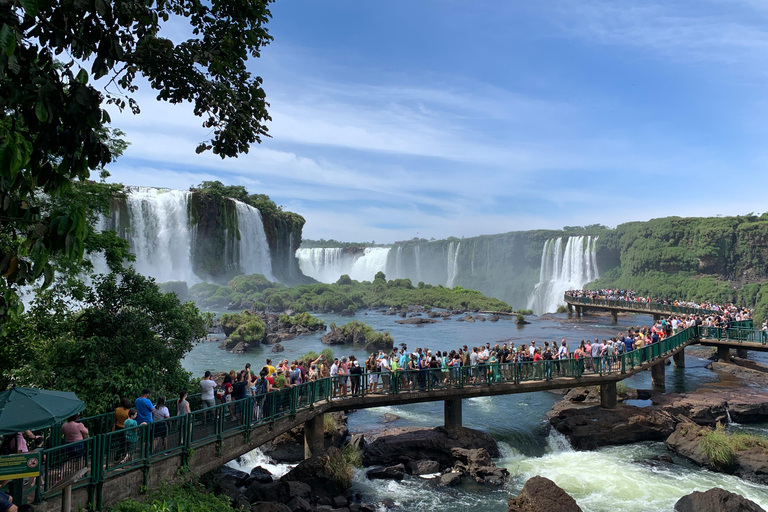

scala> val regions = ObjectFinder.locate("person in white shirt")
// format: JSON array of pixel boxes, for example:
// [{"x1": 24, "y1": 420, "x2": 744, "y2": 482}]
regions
[{"x1": 200, "y1": 371, "x2": 217, "y2": 409}]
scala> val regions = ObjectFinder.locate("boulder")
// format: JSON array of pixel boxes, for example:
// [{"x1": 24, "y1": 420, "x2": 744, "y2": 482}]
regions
[
  {"x1": 321, "y1": 330, "x2": 348, "y2": 345},
  {"x1": 488, "y1": 315, "x2": 500, "y2": 322},
  {"x1": 286, "y1": 496, "x2": 314, "y2": 512},
  {"x1": 271, "y1": 343, "x2": 285, "y2": 353},
  {"x1": 451, "y1": 447, "x2": 508, "y2": 485},
  {"x1": 251, "y1": 503, "x2": 291, "y2": 512},
  {"x1": 366, "y1": 464, "x2": 405, "y2": 481},
  {"x1": 281, "y1": 446, "x2": 350, "y2": 497},
  {"x1": 666, "y1": 423, "x2": 768, "y2": 484},
  {"x1": 548, "y1": 404, "x2": 676, "y2": 450},
  {"x1": 507, "y1": 475, "x2": 582, "y2": 512},
  {"x1": 263, "y1": 333, "x2": 281, "y2": 345},
  {"x1": 406, "y1": 459, "x2": 440, "y2": 475},
  {"x1": 249, "y1": 466, "x2": 274, "y2": 484},
  {"x1": 440, "y1": 472, "x2": 462, "y2": 486},
  {"x1": 674, "y1": 488, "x2": 765, "y2": 512},
  {"x1": 362, "y1": 426, "x2": 499, "y2": 468},
  {"x1": 347, "y1": 434, "x2": 365, "y2": 451},
  {"x1": 395, "y1": 318, "x2": 438, "y2": 325},
  {"x1": 365, "y1": 338, "x2": 394, "y2": 352},
  {"x1": 340, "y1": 309, "x2": 355, "y2": 317}
]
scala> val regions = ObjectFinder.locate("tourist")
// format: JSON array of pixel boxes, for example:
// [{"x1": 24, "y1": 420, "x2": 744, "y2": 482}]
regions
[
  {"x1": 0, "y1": 491, "x2": 17, "y2": 512},
  {"x1": 135, "y1": 389, "x2": 154, "y2": 425},
  {"x1": 152, "y1": 396, "x2": 170, "y2": 452},
  {"x1": 350, "y1": 360, "x2": 363, "y2": 395},
  {"x1": 113, "y1": 397, "x2": 131, "y2": 431},
  {"x1": 273, "y1": 368, "x2": 289, "y2": 390},
  {"x1": 177, "y1": 390, "x2": 191, "y2": 416},
  {"x1": 120, "y1": 409, "x2": 138, "y2": 464},
  {"x1": 200, "y1": 371, "x2": 217, "y2": 409}
]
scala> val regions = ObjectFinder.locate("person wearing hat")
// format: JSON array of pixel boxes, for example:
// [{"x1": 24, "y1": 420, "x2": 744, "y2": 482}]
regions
[{"x1": 272, "y1": 367, "x2": 290, "y2": 390}]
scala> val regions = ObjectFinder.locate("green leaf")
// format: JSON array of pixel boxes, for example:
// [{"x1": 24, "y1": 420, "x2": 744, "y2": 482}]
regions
[
  {"x1": 35, "y1": 99, "x2": 48, "y2": 122},
  {"x1": 0, "y1": 24, "x2": 15, "y2": 58},
  {"x1": 76, "y1": 68, "x2": 88, "y2": 84},
  {"x1": 20, "y1": 0, "x2": 39, "y2": 17}
]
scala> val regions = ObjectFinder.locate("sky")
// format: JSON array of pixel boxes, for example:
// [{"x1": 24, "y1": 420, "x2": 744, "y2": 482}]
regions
[{"x1": 104, "y1": 0, "x2": 768, "y2": 243}]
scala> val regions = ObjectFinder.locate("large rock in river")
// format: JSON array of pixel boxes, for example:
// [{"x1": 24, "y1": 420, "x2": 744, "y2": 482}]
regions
[
  {"x1": 362, "y1": 426, "x2": 499, "y2": 468},
  {"x1": 674, "y1": 488, "x2": 765, "y2": 512},
  {"x1": 507, "y1": 475, "x2": 582, "y2": 512},
  {"x1": 548, "y1": 404, "x2": 676, "y2": 450}
]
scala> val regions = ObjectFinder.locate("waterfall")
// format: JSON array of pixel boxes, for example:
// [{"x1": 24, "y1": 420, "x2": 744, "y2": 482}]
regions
[
  {"x1": 295, "y1": 247, "x2": 391, "y2": 283},
  {"x1": 414, "y1": 245, "x2": 422, "y2": 283},
  {"x1": 395, "y1": 246, "x2": 403, "y2": 279},
  {"x1": 111, "y1": 187, "x2": 201, "y2": 284},
  {"x1": 233, "y1": 200, "x2": 274, "y2": 280},
  {"x1": 528, "y1": 235, "x2": 599, "y2": 314},
  {"x1": 446, "y1": 241, "x2": 461, "y2": 288}
]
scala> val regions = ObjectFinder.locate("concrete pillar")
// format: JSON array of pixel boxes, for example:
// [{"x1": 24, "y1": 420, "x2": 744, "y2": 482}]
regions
[
  {"x1": 717, "y1": 346, "x2": 731, "y2": 363},
  {"x1": 610, "y1": 310, "x2": 618, "y2": 325},
  {"x1": 600, "y1": 382, "x2": 617, "y2": 409},
  {"x1": 673, "y1": 349, "x2": 685, "y2": 368},
  {"x1": 444, "y1": 397, "x2": 462, "y2": 428},
  {"x1": 304, "y1": 413, "x2": 325, "y2": 459},
  {"x1": 651, "y1": 360, "x2": 666, "y2": 389},
  {"x1": 576, "y1": 306, "x2": 582, "y2": 318},
  {"x1": 567, "y1": 304, "x2": 573, "y2": 317},
  {"x1": 736, "y1": 349, "x2": 748, "y2": 359}
]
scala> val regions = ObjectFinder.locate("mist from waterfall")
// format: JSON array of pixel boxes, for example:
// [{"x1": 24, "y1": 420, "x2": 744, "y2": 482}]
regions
[
  {"x1": 233, "y1": 200, "x2": 274, "y2": 280},
  {"x1": 296, "y1": 247, "x2": 391, "y2": 283},
  {"x1": 528, "y1": 235, "x2": 599, "y2": 315}
]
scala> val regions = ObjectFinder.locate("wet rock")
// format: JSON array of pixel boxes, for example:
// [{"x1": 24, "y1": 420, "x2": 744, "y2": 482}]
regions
[
  {"x1": 440, "y1": 472, "x2": 462, "y2": 486},
  {"x1": 271, "y1": 343, "x2": 285, "y2": 353},
  {"x1": 251, "y1": 503, "x2": 291, "y2": 512},
  {"x1": 507, "y1": 475, "x2": 582, "y2": 512},
  {"x1": 333, "y1": 496, "x2": 349, "y2": 508},
  {"x1": 366, "y1": 464, "x2": 405, "y2": 481},
  {"x1": 281, "y1": 446, "x2": 350, "y2": 497},
  {"x1": 365, "y1": 338, "x2": 394, "y2": 352},
  {"x1": 248, "y1": 465, "x2": 274, "y2": 484},
  {"x1": 340, "y1": 309, "x2": 355, "y2": 317},
  {"x1": 263, "y1": 333, "x2": 281, "y2": 345},
  {"x1": 263, "y1": 412, "x2": 348, "y2": 462},
  {"x1": 395, "y1": 317, "x2": 438, "y2": 325},
  {"x1": 347, "y1": 433, "x2": 365, "y2": 451},
  {"x1": 406, "y1": 459, "x2": 440, "y2": 475},
  {"x1": 674, "y1": 488, "x2": 765, "y2": 512},
  {"x1": 362, "y1": 426, "x2": 499, "y2": 468},
  {"x1": 451, "y1": 447, "x2": 508, "y2": 485},
  {"x1": 286, "y1": 496, "x2": 313, "y2": 512},
  {"x1": 548, "y1": 404, "x2": 676, "y2": 450},
  {"x1": 488, "y1": 315, "x2": 500, "y2": 322}
]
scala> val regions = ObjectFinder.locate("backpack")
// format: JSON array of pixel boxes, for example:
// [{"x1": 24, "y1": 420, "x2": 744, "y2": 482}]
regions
[{"x1": 255, "y1": 378, "x2": 268, "y2": 395}]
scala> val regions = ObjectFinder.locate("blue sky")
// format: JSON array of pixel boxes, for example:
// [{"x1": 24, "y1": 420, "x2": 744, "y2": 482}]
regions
[{"x1": 105, "y1": 0, "x2": 768, "y2": 243}]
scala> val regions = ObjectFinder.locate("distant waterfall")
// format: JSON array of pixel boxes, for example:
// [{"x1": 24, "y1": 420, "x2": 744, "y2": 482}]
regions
[
  {"x1": 414, "y1": 245, "x2": 422, "y2": 283},
  {"x1": 446, "y1": 241, "x2": 461, "y2": 288},
  {"x1": 395, "y1": 246, "x2": 403, "y2": 278},
  {"x1": 112, "y1": 187, "x2": 200, "y2": 284},
  {"x1": 233, "y1": 200, "x2": 274, "y2": 280},
  {"x1": 528, "y1": 235, "x2": 599, "y2": 314},
  {"x1": 295, "y1": 247, "x2": 391, "y2": 283}
]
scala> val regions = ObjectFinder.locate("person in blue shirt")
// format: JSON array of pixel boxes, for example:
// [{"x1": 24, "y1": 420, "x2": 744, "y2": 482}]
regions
[{"x1": 135, "y1": 389, "x2": 154, "y2": 425}]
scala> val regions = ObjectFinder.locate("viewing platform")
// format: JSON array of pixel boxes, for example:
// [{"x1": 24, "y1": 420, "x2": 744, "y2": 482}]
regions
[{"x1": 565, "y1": 295, "x2": 731, "y2": 324}]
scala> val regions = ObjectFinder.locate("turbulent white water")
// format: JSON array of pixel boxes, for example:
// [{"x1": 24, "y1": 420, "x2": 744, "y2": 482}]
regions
[
  {"x1": 227, "y1": 447, "x2": 293, "y2": 479},
  {"x1": 234, "y1": 200, "x2": 274, "y2": 280},
  {"x1": 116, "y1": 187, "x2": 201, "y2": 284},
  {"x1": 296, "y1": 247, "x2": 391, "y2": 282},
  {"x1": 446, "y1": 241, "x2": 461, "y2": 288},
  {"x1": 528, "y1": 235, "x2": 599, "y2": 315}
]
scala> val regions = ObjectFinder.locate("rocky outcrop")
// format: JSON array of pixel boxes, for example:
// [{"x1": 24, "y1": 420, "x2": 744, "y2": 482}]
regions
[
  {"x1": 507, "y1": 476, "x2": 582, "y2": 512},
  {"x1": 261, "y1": 412, "x2": 348, "y2": 463},
  {"x1": 366, "y1": 463, "x2": 405, "y2": 481},
  {"x1": 451, "y1": 447, "x2": 509, "y2": 485},
  {"x1": 548, "y1": 404, "x2": 676, "y2": 450},
  {"x1": 653, "y1": 390, "x2": 768, "y2": 426},
  {"x1": 362, "y1": 426, "x2": 499, "y2": 467},
  {"x1": 666, "y1": 423, "x2": 768, "y2": 484},
  {"x1": 395, "y1": 317, "x2": 438, "y2": 325},
  {"x1": 674, "y1": 488, "x2": 765, "y2": 512}
]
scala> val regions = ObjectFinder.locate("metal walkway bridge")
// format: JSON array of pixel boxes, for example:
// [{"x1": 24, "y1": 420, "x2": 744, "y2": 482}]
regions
[{"x1": 22, "y1": 318, "x2": 763, "y2": 512}]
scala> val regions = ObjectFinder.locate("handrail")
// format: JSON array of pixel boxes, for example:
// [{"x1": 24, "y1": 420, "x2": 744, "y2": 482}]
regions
[
  {"x1": 563, "y1": 295, "x2": 741, "y2": 318},
  {"x1": 20, "y1": 324, "x2": 758, "y2": 509}
]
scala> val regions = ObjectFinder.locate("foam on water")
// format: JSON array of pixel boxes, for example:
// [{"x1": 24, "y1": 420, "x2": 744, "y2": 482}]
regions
[{"x1": 228, "y1": 447, "x2": 293, "y2": 479}]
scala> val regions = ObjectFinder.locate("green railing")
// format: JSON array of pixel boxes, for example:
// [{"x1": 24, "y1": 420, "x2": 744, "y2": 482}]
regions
[
  {"x1": 565, "y1": 296, "x2": 731, "y2": 317},
  {"x1": 698, "y1": 325, "x2": 766, "y2": 344},
  {"x1": 18, "y1": 323, "x2": 756, "y2": 509}
]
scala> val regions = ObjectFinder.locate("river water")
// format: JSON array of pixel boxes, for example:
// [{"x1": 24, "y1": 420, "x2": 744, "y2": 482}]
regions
[{"x1": 183, "y1": 311, "x2": 768, "y2": 511}]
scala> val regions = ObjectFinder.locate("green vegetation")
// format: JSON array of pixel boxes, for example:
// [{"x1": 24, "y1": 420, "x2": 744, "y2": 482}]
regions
[
  {"x1": 324, "y1": 414, "x2": 340, "y2": 435},
  {"x1": 220, "y1": 311, "x2": 267, "y2": 344},
  {"x1": 279, "y1": 312, "x2": 325, "y2": 329},
  {"x1": 190, "y1": 272, "x2": 513, "y2": 314},
  {"x1": 699, "y1": 423, "x2": 768, "y2": 470},
  {"x1": 111, "y1": 483, "x2": 239, "y2": 512},
  {"x1": 328, "y1": 320, "x2": 394, "y2": 347},
  {"x1": 326, "y1": 444, "x2": 363, "y2": 489},
  {"x1": 1, "y1": 269, "x2": 209, "y2": 414}
]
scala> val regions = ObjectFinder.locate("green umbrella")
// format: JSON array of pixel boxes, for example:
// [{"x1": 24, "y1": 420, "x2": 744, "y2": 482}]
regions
[{"x1": 0, "y1": 386, "x2": 85, "y2": 435}]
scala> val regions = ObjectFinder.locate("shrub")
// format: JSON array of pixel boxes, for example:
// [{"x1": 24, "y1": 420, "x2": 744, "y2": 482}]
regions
[
  {"x1": 556, "y1": 305, "x2": 568, "y2": 314},
  {"x1": 229, "y1": 318, "x2": 266, "y2": 344}
]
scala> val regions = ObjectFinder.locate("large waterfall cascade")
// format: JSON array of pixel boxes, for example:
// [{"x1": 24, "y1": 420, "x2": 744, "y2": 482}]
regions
[
  {"x1": 296, "y1": 247, "x2": 392, "y2": 283},
  {"x1": 95, "y1": 187, "x2": 275, "y2": 284},
  {"x1": 528, "y1": 235, "x2": 599, "y2": 315},
  {"x1": 446, "y1": 241, "x2": 461, "y2": 288}
]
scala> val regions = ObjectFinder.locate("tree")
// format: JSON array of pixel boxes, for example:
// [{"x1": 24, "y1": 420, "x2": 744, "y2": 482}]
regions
[
  {"x1": 0, "y1": 0, "x2": 275, "y2": 326},
  {"x1": 1, "y1": 268, "x2": 209, "y2": 413}
]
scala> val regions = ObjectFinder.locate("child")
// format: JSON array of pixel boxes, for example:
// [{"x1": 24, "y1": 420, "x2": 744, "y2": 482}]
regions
[{"x1": 120, "y1": 409, "x2": 139, "y2": 465}]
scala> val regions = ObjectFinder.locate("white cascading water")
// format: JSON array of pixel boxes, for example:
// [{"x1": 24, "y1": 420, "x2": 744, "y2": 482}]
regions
[
  {"x1": 233, "y1": 200, "x2": 274, "y2": 280},
  {"x1": 395, "y1": 246, "x2": 403, "y2": 279},
  {"x1": 528, "y1": 235, "x2": 599, "y2": 315},
  {"x1": 446, "y1": 241, "x2": 461, "y2": 287},
  {"x1": 295, "y1": 247, "x2": 391, "y2": 283},
  {"x1": 414, "y1": 245, "x2": 422, "y2": 283},
  {"x1": 119, "y1": 187, "x2": 201, "y2": 284}
]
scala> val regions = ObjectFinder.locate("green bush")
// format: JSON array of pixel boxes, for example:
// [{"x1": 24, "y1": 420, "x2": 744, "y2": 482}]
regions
[
  {"x1": 279, "y1": 312, "x2": 324, "y2": 329},
  {"x1": 111, "y1": 483, "x2": 240, "y2": 512},
  {"x1": 229, "y1": 318, "x2": 266, "y2": 345}
]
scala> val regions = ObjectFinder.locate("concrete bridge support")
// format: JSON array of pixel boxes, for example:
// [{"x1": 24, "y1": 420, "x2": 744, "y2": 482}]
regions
[
  {"x1": 610, "y1": 310, "x2": 618, "y2": 325},
  {"x1": 576, "y1": 306, "x2": 582, "y2": 319},
  {"x1": 444, "y1": 397, "x2": 463, "y2": 428},
  {"x1": 736, "y1": 349, "x2": 748, "y2": 359},
  {"x1": 567, "y1": 304, "x2": 573, "y2": 317},
  {"x1": 673, "y1": 349, "x2": 685, "y2": 368},
  {"x1": 600, "y1": 382, "x2": 617, "y2": 409},
  {"x1": 717, "y1": 346, "x2": 731, "y2": 363},
  {"x1": 304, "y1": 413, "x2": 325, "y2": 459},
  {"x1": 651, "y1": 360, "x2": 666, "y2": 389}
]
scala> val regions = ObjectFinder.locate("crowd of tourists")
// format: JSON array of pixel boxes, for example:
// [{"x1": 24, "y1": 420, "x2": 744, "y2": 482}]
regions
[{"x1": 565, "y1": 289, "x2": 751, "y2": 318}]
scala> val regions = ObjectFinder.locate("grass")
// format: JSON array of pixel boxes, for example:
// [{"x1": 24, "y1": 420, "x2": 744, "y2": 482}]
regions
[
  {"x1": 699, "y1": 423, "x2": 768, "y2": 470},
  {"x1": 616, "y1": 382, "x2": 629, "y2": 395},
  {"x1": 323, "y1": 414, "x2": 339, "y2": 435},
  {"x1": 325, "y1": 444, "x2": 363, "y2": 489}
]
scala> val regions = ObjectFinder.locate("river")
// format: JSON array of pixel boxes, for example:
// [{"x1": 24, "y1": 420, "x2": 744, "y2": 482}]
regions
[{"x1": 182, "y1": 310, "x2": 768, "y2": 511}]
